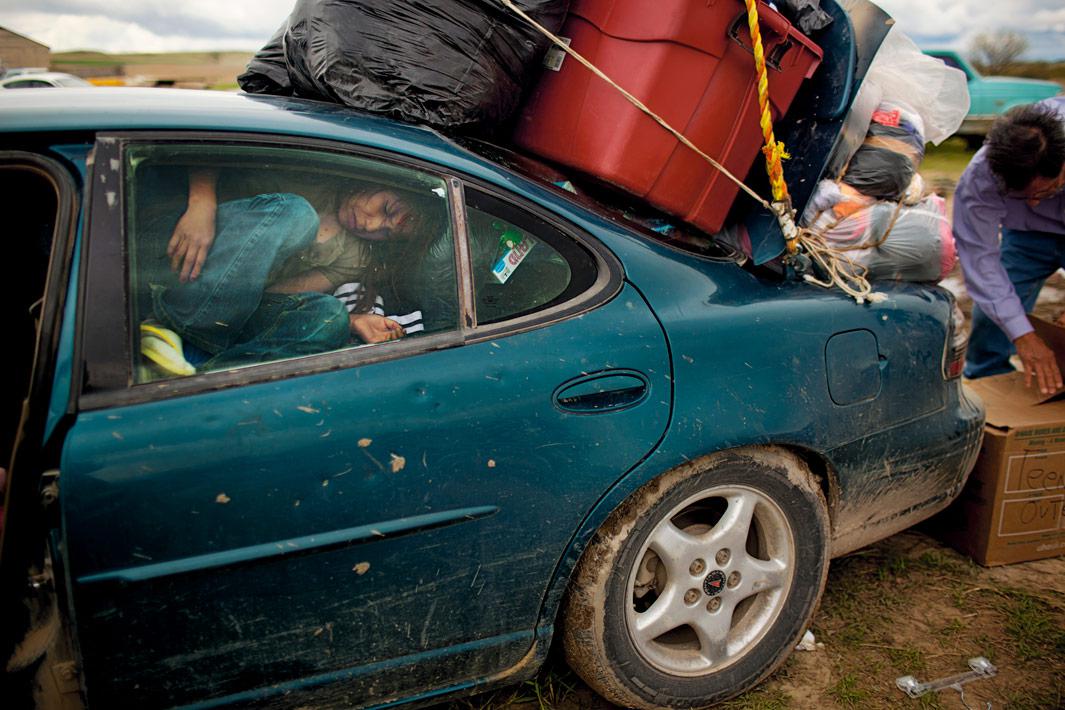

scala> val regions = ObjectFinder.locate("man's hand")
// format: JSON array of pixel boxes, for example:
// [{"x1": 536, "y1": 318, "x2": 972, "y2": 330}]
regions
[
  {"x1": 167, "y1": 202, "x2": 216, "y2": 282},
  {"x1": 1056, "y1": 310, "x2": 1065, "y2": 328},
  {"x1": 350, "y1": 313, "x2": 404, "y2": 344},
  {"x1": 1014, "y1": 331, "x2": 1063, "y2": 394}
]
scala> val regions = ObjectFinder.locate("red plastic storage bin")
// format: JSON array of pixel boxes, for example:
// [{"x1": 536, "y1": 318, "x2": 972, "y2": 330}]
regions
[{"x1": 512, "y1": 0, "x2": 822, "y2": 234}]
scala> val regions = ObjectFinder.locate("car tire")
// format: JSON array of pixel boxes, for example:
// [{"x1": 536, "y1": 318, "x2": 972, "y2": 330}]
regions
[{"x1": 562, "y1": 447, "x2": 830, "y2": 709}]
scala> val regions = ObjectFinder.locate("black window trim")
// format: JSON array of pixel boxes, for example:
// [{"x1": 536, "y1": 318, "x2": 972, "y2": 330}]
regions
[{"x1": 77, "y1": 130, "x2": 623, "y2": 411}]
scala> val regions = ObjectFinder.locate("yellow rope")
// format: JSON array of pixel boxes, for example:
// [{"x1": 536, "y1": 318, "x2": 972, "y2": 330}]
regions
[
  {"x1": 744, "y1": 0, "x2": 790, "y2": 206},
  {"x1": 739, "y1": 0, "x2": 879, "y2": 301},
  {"x1": 497, "y1": 0, "x2": 883, "y2": 304}
]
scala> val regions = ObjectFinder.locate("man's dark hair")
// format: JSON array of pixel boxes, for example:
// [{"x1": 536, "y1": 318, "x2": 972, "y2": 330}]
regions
[{"x1": 986, "y1": 102, "x2": 1065, "y2": 192}]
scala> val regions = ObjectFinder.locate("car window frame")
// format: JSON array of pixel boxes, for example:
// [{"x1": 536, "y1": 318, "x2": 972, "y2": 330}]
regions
[
  {"x1": 0, "y1": 151, "x2": 80, "y2": 415},
  {"x1": 458, "y1": 180, "x2": 620, "y2": 341},
  {"x1": 77, "y1": 131, "x2": 623, "y2": 411},
  {"x1": 0, "y1": 149, "x2": 81, "y2": 602}
]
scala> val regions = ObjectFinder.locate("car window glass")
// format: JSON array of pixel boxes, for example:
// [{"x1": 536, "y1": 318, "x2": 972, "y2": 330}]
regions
[
  {"x1": 462, "y1": 188, "x2": 597, "y2": 325},
  {"x1": 5, "y1": 80, "x2": 52, "y2": 88},
  {"x1": 125, "y1": 143, "x2": 455, "y2": 383}
]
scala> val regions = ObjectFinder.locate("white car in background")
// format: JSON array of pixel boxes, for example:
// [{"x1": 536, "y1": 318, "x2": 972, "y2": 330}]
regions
[{"x1": 0, "y1": 72, "x2": 91, "y2": 89}]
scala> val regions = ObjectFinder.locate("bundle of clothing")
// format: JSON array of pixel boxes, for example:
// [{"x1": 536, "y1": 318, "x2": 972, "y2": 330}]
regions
[
  {"x1": 801, "y1": 102, "x2": 956, "y2": 282},
  {"x1": 798, "y1": 29, "x2": 967, "y2": 284}
]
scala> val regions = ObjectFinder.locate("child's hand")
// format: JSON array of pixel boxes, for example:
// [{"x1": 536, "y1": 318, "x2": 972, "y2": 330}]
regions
[
  {"x1": 168, "y1": 202, "x2": 216, "y2": 282},
  {"x1": 169, "y1": 169, "x2": 218, "y2": 282},
  {"x1": 349, "y1": 313, "x2": 405, "y2": 343}
]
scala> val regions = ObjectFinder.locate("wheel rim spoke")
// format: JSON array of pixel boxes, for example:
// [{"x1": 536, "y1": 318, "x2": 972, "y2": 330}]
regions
[
  {"x1": 709, "y1": 492, "x2": 757, "y2": 549},
  {"x1": 691, "y1": 608, "x2": 734, "y2": 666},
  {"x1": 632, "y1": 584, "x2": 686, "y2": 643},
  {"x1": 737, "y1": 557, "x2": 789, "y2": 597},
  {"x1": 647, "y1": 521, "x2": 704, "y2": 577}
]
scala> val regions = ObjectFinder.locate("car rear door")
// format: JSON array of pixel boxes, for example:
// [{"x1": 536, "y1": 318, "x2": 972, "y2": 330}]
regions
[
  {"x1": 60, "y1": 133, "x2": 671, "y2": 707},
  {"x1": 0, "y1": 146, "x2": 84, "y2": 701}
]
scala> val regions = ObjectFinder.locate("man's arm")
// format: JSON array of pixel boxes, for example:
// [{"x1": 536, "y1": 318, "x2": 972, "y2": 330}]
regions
[{"x1": 954, "y1": 164, "x2": 1062, "y2": 392}]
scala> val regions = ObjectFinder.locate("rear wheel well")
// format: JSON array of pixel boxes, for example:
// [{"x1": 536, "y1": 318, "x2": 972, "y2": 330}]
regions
[{"x1": 783, "y1": 446, "x2": 838, "y2": 527}]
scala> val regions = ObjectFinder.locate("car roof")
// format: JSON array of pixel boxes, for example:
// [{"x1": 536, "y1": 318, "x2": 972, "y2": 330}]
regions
[
  {"x1": 0, "y1": 87, "x2": 781, "y2": 260},
  {"x1": 1, "y1": 87, "x2": 518, "y2": 180},
  {"x1": 3, "y1": 86, "x2": 671, "y2": 233}
]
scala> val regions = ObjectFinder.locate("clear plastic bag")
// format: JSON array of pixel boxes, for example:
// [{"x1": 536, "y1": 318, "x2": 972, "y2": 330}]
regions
[{"x1": 861, "y1": 28, "x2": 970, "y2": 145}]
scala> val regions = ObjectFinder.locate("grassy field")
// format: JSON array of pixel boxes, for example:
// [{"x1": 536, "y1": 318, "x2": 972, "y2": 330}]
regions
[
  {"x1": 992, "y1": 60, "x2": 1065, "y2": 84},
  {"x1": 51, "y1": 50, "x2": 253, "y2": 66},
  {"x1": 922, "y1": 138, "x2": 978, "y2": 178},
  {"x1": 50, "y1": 50, "x2": 251, "y2": 90}
]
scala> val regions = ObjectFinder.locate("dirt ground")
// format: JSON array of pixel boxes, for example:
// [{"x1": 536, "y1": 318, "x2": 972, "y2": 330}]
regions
[
  {"x1": 440, "y1": 532, "x2": 1064, "y2": 710},
  {"x1": 437, "y1": 146, "x2": 1065, "y2": 709}
]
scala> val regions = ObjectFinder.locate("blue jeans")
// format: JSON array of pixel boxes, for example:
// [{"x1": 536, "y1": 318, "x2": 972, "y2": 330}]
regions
[
  {"x1": 965, "y1": 228, "x2": 1065, "y2": 379},
  {"x1": 152, "y1": 193, "x2": 349, "y2": 367}
]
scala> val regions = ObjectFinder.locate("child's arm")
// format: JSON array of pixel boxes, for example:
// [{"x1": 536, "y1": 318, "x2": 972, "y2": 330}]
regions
[
  {"x1": 349, "y1": 313, "x2": 405, "y2": 343},
  {"x1": 168, "y1": 169, "x2": 218, "y2": 282}
]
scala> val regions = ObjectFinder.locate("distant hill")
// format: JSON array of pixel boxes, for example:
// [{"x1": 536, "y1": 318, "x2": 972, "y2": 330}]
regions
[
  {"x1": 50, "y1": 50, "x2": 254, "y2": 89},
  {"x1": 53, "y1": 50, "x2": 253, "y2": 66}
]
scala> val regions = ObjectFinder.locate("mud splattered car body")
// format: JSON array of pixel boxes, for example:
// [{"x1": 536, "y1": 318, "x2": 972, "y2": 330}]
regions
[{"x1": 0, "y1": 2, "x2": 982, "y2": 708}]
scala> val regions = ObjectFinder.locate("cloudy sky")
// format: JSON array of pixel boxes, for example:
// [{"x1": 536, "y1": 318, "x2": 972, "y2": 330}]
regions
[{"x1": 0, "y1": 0, "x2": 1063, "y2": 59}]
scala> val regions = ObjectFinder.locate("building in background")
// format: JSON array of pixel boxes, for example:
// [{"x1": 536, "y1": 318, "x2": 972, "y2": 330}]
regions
[{"x1": 0, "y1": 27, "x2": 50, "y2": 75}]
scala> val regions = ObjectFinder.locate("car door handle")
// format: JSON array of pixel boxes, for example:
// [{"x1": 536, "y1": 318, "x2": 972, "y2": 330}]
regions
[{"x1": 554, "y1": 371, "x2": 649, "y2": 413}]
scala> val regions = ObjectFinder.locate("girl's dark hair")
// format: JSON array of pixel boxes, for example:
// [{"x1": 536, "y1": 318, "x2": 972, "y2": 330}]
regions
[
  {"x1": 987, "y1": 102, "x2": 1065, "y2": 193},
  {"x1": 349, "y1": 187, "x2": 448, "y2": 313}
]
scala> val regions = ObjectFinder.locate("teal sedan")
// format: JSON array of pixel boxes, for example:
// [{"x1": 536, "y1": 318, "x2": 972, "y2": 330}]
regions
[{"x1": 1, "y1": 7, "x2": 982, "y2": 709}]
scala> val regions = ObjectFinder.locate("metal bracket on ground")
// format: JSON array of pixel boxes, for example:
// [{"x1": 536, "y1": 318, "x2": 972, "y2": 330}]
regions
[{"x1": 896, "y1": 656, "x2": 997, "y2": 709}]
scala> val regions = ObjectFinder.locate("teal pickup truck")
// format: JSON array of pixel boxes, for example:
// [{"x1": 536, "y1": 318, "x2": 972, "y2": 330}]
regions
[{"x1": 925, "y1": 49, "x2": 1061, "y2": 147}]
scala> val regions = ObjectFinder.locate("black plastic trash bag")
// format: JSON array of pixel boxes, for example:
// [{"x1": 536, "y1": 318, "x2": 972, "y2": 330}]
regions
[
  {"x1": 239, "y1": 0, "x2": 570, "y2": 131},
  {"x1": 239, "y1": 23, "x2": 291, "y2": 95},
  {"x1": 840, "y1": 144, "x2": 915, "y2": 201},
  {"x1": 866, "y1": 122, "x2": 924, "y2": 163}
]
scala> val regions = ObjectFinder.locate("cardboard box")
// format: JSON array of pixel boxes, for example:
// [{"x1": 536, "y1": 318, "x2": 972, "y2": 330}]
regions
[{"x1": 934, "y1": 316, "x2": 1065, "y2": 565}]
